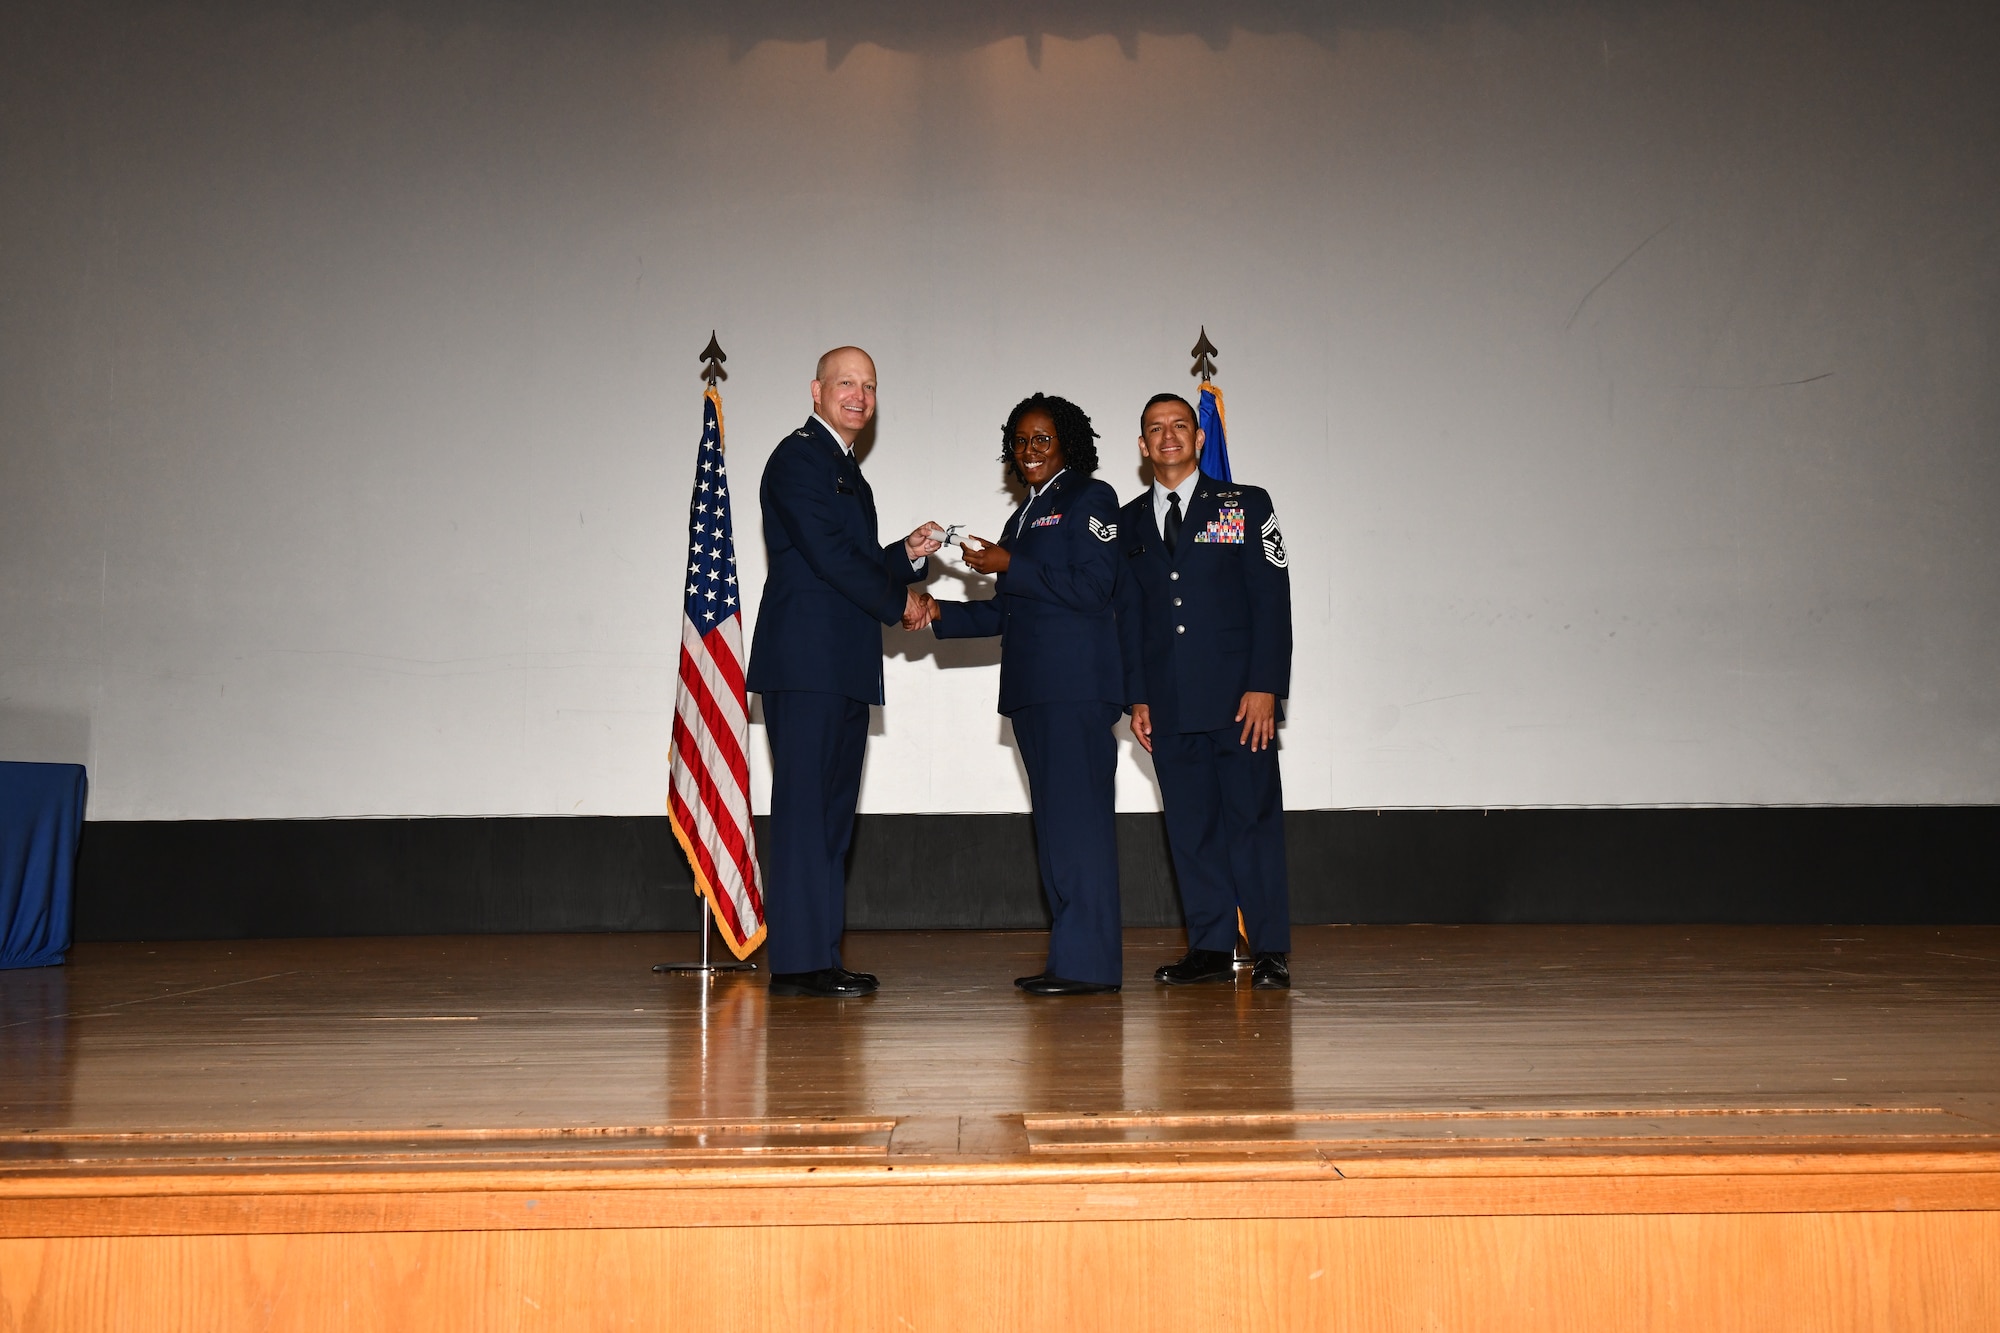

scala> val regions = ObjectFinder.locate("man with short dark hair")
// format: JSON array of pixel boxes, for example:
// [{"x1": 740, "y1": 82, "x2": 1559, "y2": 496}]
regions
[
  {"x1": 1115, "y1": 392, "x2": 1294, "y2": 988},
  {"x1": 746, "y1": 346, "x2": 942, "y2": 998}
]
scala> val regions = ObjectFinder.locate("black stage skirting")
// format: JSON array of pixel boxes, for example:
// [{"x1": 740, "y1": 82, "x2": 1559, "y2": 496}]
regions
[{"x1": 73, "y1": 806, "x2": 2000, "y2": 940}]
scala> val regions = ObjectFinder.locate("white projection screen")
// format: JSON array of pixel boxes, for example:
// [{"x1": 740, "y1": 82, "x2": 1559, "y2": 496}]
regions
[{"x1": 2, "y1": 0, "x2": 1996, "y2": 820}]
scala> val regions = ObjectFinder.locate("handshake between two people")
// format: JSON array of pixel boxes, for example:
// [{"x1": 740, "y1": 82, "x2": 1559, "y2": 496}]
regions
[{"x1": 898, "y1": 521, "x2": 1011, "y2": 632}]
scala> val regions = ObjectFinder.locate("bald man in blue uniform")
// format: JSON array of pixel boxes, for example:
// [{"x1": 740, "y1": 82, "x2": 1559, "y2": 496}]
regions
[
  {"x1": 1117, "y1": 392, "x2": 1294, "y2": 989},
  {"x1": 746, "y1": 346, "x2": 942, "y2": 998}
]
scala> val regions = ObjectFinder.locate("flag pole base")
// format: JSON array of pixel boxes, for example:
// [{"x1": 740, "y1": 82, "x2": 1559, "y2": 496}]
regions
[{"x1": 652, "y1": 896, "x2": 758, "y2": 974}]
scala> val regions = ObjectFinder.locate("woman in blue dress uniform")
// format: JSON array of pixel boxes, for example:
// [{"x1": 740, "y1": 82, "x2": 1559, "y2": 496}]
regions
[{"x1": 931, "y1": 394, "x2": 1129, "y2": 995}]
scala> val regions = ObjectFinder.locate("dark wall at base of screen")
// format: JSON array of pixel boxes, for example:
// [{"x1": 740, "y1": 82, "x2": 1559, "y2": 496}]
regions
[{"x1": 74, "y1": 807, "x2": 2000, "y2": 940}]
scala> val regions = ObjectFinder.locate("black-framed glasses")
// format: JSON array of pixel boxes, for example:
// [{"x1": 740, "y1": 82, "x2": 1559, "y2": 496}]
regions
[{"x1": 1013, "y1": 433, "x2": 1057, "y2": 454}]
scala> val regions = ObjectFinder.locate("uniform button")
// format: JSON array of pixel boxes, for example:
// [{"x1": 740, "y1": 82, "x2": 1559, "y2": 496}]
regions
[
  {"x1": 1169, "y1": 571, "x2": 1180, "y2": 581},
  {"x1": 1172, "y1": 597, "x2": 1182, "y2": 607},
  {"x1": 1176, "y1": 625, "x2": 1185, "y2": 634}
]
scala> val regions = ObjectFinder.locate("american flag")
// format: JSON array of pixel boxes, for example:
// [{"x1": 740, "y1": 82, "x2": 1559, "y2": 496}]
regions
[{"x1": 666, "y1": 386, "x2": 765, "y2": 958}]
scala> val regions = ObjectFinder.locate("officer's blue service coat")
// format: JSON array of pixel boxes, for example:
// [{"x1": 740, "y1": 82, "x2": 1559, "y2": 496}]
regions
[
  {"x1": 1115, "y1": 478, "x2": 1293, "y2": 732},
  {"x1": 746, "y1": 417, "x2": 927, "y2": 706},
  {"x1": 932, "y1": 469, "x2": 1127, "y2": 712}
]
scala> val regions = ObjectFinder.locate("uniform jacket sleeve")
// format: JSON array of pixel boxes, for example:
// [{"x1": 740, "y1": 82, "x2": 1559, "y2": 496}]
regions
[
  {"x1": 931, "y1": 598, "x2": 1004, "y2": 640},
  {"x1": 765, "y1": 439, "x2": 910, "y2": 626},
  {"x1": 1003, "y1": 480, "x2": 1122, "y2": 613},
  {"x1": 1120, "y1": 548, "x2": 1152, "y2": 712},
  {"x1": 881, "y1": 542, "x2": 928, "y2": 587},
  {"x1": 1242, "y1": 487, "x2": 1293, "y2": 698}
]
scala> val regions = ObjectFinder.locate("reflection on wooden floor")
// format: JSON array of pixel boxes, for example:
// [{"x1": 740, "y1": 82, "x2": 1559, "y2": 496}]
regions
[
  {"x1": 8, "y1": 925, "x2": 2000, "y2": 1145},
  {"x1": 4, "y1": 925, "x2": 1999, "y2": 1328}
]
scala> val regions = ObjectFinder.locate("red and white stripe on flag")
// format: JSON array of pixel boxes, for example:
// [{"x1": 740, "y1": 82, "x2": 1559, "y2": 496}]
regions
[{"x1": 667, "y1": 386, "x2": 766, "y2": 958}]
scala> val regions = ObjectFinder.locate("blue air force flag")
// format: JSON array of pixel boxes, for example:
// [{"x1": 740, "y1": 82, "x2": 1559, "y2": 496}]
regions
[{"x1": 1198, "y1": 381, "x2": 1233, "y2": 483}]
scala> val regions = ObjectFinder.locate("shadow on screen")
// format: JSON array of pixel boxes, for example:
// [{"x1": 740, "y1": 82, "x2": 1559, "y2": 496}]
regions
[{"x1": 166, "y1": 0, "x2": 1731, "y2": 66}]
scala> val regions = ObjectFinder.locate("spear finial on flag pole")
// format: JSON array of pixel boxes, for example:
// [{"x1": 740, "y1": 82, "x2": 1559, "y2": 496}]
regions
[
  {"x1": 1190, "y1": 326, "x2": 1233, "y2": 482},
  {"x1": 1190, "y1": 326, "x2": 1219, "y2": 383},
  {"x1": 654, "y1": 332, "x2": 763, "y2": 975}
]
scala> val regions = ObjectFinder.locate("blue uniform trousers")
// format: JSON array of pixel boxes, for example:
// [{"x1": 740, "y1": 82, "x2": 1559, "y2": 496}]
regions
[
  {"x1": 1150, "y1": 725, "x2": 1291, "y2": 955},
  {"x1": 1012, "y1": 701, "x2": 1123, "y2": 986},
  {"x1": 761, "y1": 690, "x2": 869, "y2": 975}
]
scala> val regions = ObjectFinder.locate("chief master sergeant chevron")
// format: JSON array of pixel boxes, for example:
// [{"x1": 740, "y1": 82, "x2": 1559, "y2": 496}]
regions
[
  {"x1": 746, "y1": 346, "x2": 943, "y2": 999},
  {"x1": 1116, "y1": 392, "x2": 1294, "y2": 990}
]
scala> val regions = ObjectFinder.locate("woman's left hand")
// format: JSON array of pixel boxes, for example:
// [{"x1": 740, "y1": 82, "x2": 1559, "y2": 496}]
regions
[{"x1": 962, "y1": 538, "x2": 1010, "y2": 574}]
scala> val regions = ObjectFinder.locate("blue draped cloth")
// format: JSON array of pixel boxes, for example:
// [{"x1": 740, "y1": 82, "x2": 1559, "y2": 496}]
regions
[
  {"x1": 0, "y1": 763, "x2": 86, "y2": 969},
  {"x1": 1197, "y1": 381, "x2": 1233, "y2": 483}
]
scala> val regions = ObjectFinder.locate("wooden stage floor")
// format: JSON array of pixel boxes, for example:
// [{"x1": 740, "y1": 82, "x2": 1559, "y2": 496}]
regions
[{"x1": 5, "y1": 925, "x2": 2000, "y2": 1328}]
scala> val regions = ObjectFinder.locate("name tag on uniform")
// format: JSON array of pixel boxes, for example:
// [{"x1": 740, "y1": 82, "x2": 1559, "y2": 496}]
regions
[
  {"x1": 1194, "y1": 505, "x2": 1246, "y2": 544},
  {"x1": 1030, "y1": 513, "x2": 1062, "y2": 528}
]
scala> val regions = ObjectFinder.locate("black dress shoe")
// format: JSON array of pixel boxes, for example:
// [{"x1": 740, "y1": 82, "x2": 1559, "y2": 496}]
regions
[
  {"x1": 1019, "y1": 975, "x2": 1120, "y2": 996},
  {"x1": 769, "y1": 968, "x2": 874, "y2": 998},
  {"x1": 1154, "y1": 948, "x2": 1236, "y2": 985},
  {"x1": 1251, "y1": 952, "x2": 1290, "y2": 990},
  {"x1": 835, "y1": 967, "x2": 878, "y2": 989}
]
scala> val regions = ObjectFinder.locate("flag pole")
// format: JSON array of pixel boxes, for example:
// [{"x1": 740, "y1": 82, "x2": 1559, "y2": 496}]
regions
[
  {"x1": 655, "y1": 894, "x2": 754, "y2": 974},
  {"x1": 1193, "y1": 325, "x2": 1253, "y2": 972},
  {"x1": 654, "y1": 332, "x2": 759, "y2": 977}
]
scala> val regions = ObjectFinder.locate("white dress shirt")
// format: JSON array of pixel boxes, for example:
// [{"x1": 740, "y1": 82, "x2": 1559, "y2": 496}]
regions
[{"x1": 1151, "y1": 471, "x2": 1202, "y2": 537}]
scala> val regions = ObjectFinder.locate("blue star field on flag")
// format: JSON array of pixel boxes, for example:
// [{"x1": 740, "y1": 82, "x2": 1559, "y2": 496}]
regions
[{"x1": 684, "y1": 394, "x2": 742, "y2": 628}]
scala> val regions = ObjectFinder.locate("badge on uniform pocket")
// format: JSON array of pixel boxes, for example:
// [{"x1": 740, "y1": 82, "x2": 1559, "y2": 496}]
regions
[{"x1": 1030, "y1": 513, "x2": 1062, "y2": 528}]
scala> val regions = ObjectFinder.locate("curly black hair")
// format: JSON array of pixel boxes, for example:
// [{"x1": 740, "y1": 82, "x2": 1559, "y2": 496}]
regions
[{"x1": 998, "y1": 393, "x2": 1100, "y2": 487}]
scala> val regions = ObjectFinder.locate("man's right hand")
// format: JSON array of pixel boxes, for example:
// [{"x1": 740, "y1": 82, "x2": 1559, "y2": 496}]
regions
[
  {"x1": 902, "y1": 589, "x2": 939, "y2": 631},
  {"x1": 1129, "y1": 703, "x2": 1153, "y2": 753}
]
